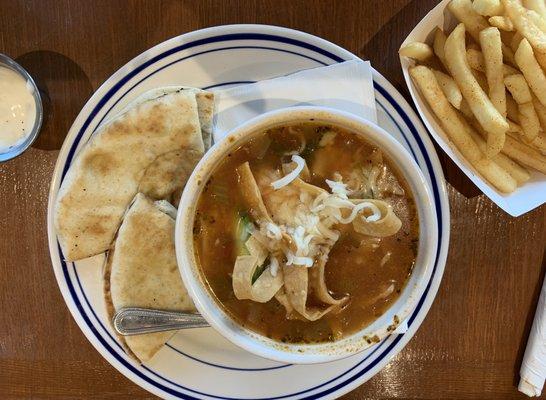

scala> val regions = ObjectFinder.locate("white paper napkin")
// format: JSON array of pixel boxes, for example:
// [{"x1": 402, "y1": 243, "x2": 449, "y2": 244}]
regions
[
  {"x1": 212, "y1": 60, "x2": 408, "y2": 335},
  {"x1": 519, "y1": 275, "x2": 546, "y2": 397},
  {"x1": 212, "y1": 60, "x2": 377, "y2": 139}
]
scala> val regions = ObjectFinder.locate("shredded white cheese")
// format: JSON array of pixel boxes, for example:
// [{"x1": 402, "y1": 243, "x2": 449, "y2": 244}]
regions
[
  {"x1": 286, "y1": 252, "x2": 314, "y2": 267},
  {"x1": 269, "y1": 257, "x2": 279, "y2": 277},
  {"x1": 257, "y1": 174, "x2": 386, "y2": 273},
  {"x1": 271, "y1": 155, "x2": 306, "y2": 189},
  {"x1": 292, "y1": 226, "x2": 307, "y2": 255},
  {"x1": 326, "y1": 179, "x2": 349, "y2": 199},
  {"x1": 265, "y1": 222, "x2": 282, "y2": 240}
]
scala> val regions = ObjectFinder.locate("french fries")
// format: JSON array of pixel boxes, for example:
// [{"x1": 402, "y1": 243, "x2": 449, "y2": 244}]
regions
[
  {"x1": 459, "y1": 98, "x2": 475, "y2": 118},
  {"x1": 480, "y1": 28, "x2": 507, "y2": 118},
  {"x1": 445, "y1": 23, "x2": 508, "y2": 156},
  {"x1": 501, "y1": 43, "x2": 517, "y2": 65},
  {"x1": 466, "y1": 48, "x2": 519, "y2": 76},
  {"x1": 471, "y1": 68, "x2": 490, "y2": 91},
  {"x1": 530, "y1": 133, "x2": 546, "y2": 153},
  {"x1": 510, "y1": 130, "x2": 546, "y2": 153},
  {"x1": 504, "y1": 74, "x2": 541, "y2": 141},
  {"x1": 469, "y1": 129, "x2": 531, "y2": 183},
  {"x1": 503, "y1": 134, "x2": 546, "y2": 173},
  {"x1": 523, "y1": 0, "x2": 546, "y2": 19},
  {"x1": 532, "y1": 93, "x2": 546, "y2": 128},
  {"x1": 489, "y1": 15, "x2": 515, "y2": 30},
  {"x1": 410, "y1": 65, "x2": 517, "y2": 193},
  {"x1": 433, "y1": 28, "x2": 448, "y2": 66},
  {"x1": 433, "y1": 69, "x2": 463, "y2": 109},
  {"x1": 526, "y1": 9, "x2": 546, "y2": 32},
  {"x1": 400, "y1": 0, "x2": 546, "y2": 194},
  {"x1": 473, "y1": 0, "x2": 504, "y2": 16},
  {"x1": 476, "y1": 121, "x2": 546, "y2": 173},
  {"x1": 511, "y1": 31, "x2": 524, "y2": 52},
  {"x1": 449, "y1": 0, "x2": 490, "y2": 41},
  {"x1": 524, "y1": 11, "x2": 546, "y2": 69},
  {"x1": 508, "y1": 119, "x2": 523, "y2": 132},
  {"x1": 449, "y1": 0, "x2": 517, "y2": 64},
  {"x1": 515, "y1": 38, "x2": 546, "y2": 107},
  {"x1": 399, "y1": 42, "x2": 434, "y2": 61},
  {"x1": 503, "y1": 0, "x2": 546, "y2": 54},
  {"x1": 507, "y1": 93, "x2": 520, "y2": 121},
  {"x1": 466, "y1": 48, "x2": 484, "y2": 70}
]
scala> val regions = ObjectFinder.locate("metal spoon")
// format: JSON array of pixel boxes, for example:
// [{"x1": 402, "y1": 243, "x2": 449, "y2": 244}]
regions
[{"x1": 113, "y1": 307, "x2": 209, "y2": 336}]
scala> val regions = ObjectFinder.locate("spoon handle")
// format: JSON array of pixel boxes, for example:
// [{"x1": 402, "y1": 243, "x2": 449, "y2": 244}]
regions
[{"x1": 113, "y1": 307, "x2": 209, "y2": 336}]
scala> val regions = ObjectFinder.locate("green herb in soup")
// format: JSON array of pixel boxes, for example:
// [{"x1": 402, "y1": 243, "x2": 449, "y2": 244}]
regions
[{"x1": 193, "y1": 123, "x2": 419, "y2": 343}]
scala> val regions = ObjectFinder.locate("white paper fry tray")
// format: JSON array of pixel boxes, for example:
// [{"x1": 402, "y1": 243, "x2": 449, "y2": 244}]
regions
[{"x1": 399, "y1": 0, "x2": 546, "y2": 217}]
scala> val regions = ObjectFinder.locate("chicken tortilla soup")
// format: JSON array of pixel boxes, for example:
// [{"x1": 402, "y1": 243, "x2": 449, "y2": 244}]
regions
[{"x1": 193, "y1": 122, "x2": 419, "y2": 344}]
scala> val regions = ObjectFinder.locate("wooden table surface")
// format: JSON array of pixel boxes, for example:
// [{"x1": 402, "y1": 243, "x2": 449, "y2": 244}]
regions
[{"x1": 1, "y1": 0, "x2": 545, "y2": 398}]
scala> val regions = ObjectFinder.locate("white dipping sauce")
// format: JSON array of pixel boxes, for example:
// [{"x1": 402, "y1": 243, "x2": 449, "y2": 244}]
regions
[{"x1": 0, "y1": 66, "x2": 36, "y2": 153}]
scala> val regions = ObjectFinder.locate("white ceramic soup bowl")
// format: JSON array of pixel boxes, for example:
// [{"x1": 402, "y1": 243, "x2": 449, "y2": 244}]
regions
[{"x1": 176, "y1": 106, "x2": 437, "y2": 364}]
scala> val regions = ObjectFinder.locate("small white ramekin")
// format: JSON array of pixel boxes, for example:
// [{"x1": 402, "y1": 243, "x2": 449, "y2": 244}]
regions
[
  {"x1": 0, "y1": 53, "x2": 43, "y2": 162},
  {"x1": 176, "y1": 106, "x2": 437, "y2": 364}
]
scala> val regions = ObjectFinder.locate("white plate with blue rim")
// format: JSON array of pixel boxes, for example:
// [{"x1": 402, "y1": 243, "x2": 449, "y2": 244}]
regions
[{"x1": 47, "y1": 24, "x2": 450, "y2": 399}]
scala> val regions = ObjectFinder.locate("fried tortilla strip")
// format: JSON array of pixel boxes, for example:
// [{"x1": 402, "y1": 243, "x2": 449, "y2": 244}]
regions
[
  {"x1": 351, "y1": 199, "x2": 402, "y2": 236},
  {"x1": 232, "y1": 236, "x2": 283, "y2": 303}
]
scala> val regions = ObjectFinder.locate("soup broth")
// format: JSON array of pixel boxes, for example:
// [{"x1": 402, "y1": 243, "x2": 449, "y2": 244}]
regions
[{"x1": 193, "y1": 123, "x2": 418, "y2": 343}]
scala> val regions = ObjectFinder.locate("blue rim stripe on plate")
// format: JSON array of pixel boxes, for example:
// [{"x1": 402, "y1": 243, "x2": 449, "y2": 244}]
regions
[
  {"x1": 149, "y1": 339, "x2": 390, "y2": 400},
  {"x1": 54, "y1": 32, "x2": 445, "y2": 399},
  {"x1": 164, "y1": 343, "x2": 291, "y2": 372},
  {"x1": 71, "y1": 260, "x2": 126, "y2": 353},
  {"x1": 63, "y1": 46, "x2": 409, "y2": 375},
  {"x1": 204, "y1": 80, "x2": 255, "y2": 90},
  {"x1": 376, "y1": 101, "x2": 418, "y2": 161}
]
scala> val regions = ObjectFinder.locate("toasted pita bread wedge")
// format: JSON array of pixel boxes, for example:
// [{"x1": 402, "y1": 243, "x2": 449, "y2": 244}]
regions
[
  {"x1": 55, "y1": 90, "x2": 204, "y2": 261},
  {"x1": 104, "y1": 193, "x2": 196, "y2": 363}
]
